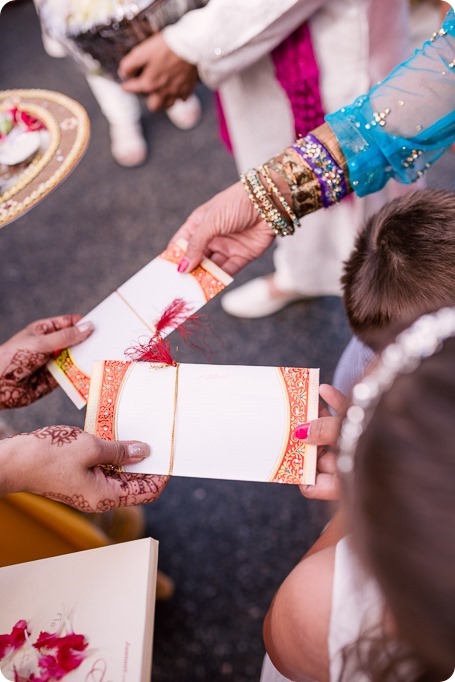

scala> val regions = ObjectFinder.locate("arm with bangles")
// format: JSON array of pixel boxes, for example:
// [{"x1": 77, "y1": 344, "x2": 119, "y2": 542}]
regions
[
  {"x1": 0, "y1": 315, "x2": 168, "y2": 510},
  {"x1": 170, "y1": 122, "x2": 346, "y2": 275},
  {"x1": 172, "y1": 10, "x2": 455, "y2": 275}
]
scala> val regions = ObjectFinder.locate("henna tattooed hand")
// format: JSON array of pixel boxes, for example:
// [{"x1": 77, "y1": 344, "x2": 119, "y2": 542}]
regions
[
  {"x1": 0, "y1": 315, "x2": 93, "y2": 409},
  {"x1": 103, "y1": 471, "x2": 169, "y2": 507},
  {"x1": 0, "y1": 426, "x2": 167, "y2": 511}
]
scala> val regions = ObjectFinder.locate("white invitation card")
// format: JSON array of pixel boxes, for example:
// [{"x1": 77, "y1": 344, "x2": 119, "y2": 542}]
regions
[{"x1": 85, "y1": 361, "x2": 320, "y2": 485}]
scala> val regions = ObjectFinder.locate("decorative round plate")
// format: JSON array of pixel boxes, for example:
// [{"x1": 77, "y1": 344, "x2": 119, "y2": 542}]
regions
[{"x1": 0, "y1": 89, "x2": 90, "y2": 228}]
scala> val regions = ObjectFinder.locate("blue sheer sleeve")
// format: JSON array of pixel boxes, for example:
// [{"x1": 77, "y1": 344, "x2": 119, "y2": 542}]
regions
[{"x1": 325, "y1": 9, "x2": 455, "y2": 197}]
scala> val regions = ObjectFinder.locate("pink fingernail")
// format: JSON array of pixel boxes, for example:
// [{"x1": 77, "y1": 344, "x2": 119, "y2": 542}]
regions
[
  {"x1": 294, "y1": 423, "x2": 310, "y2": 439},
  {"x1": 177, "y1": 257, "x2": 189, "y2": 273}
]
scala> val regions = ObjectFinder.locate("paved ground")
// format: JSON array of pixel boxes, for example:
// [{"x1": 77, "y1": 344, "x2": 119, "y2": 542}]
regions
[{"x1": 0, "y1": 3, "x2": 453, "y2": 681}]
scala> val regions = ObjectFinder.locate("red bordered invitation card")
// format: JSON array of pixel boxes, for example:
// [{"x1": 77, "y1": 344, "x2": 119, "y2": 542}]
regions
[{"x1": 85, "y1": 361, "x2": 320, "y2": 485}]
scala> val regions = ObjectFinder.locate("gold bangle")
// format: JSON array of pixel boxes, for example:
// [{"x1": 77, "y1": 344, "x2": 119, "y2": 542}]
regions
[{"x1": 264, "y1": 147, "x2": 323, "y2": 218}]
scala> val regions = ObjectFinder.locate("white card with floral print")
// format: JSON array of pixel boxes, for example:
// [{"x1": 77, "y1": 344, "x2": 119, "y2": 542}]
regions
[{"x1": 0, "y1": 538, "x2": 158, "y2": 682}]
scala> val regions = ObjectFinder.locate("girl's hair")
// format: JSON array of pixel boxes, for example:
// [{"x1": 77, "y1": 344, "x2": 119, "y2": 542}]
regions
[{"x1": 345, "y1": 336, "x2": 455, "y2": 680}]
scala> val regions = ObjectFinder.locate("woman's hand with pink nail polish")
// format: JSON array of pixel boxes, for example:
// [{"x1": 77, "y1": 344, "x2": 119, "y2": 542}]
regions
[
  {"x1": 298, "y1": 384, "x2": 349, "y2": 502},
  {"x1": 177, "y1": 257, "x2": 189, "y2": 273},
  {"x1": 169, "y1": 181, "x2": 274, "y2": 275}
]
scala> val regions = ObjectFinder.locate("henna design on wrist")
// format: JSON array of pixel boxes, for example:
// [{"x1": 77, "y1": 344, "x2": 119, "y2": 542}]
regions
[
  {"x1": 0, "y1": 349, "x2": 56, "y2": 409},
  {"x1": 31, "y1": 425, "x2": 82, "y2": 446}
]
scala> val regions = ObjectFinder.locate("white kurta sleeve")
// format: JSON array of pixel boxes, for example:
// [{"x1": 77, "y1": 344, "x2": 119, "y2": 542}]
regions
[{"x1": 163, "y1": 0, "x2": 327, "y2": 89}]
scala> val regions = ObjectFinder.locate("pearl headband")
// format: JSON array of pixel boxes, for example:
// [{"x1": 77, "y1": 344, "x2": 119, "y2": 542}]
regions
[{"x1": 338, "y1": 306, "x2": 455, "y2": 475}]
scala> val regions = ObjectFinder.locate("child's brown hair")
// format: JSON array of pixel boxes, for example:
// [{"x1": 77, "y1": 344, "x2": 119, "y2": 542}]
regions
[{"x1": 342, "y1": 190, "x2": 455, "y2": 349}]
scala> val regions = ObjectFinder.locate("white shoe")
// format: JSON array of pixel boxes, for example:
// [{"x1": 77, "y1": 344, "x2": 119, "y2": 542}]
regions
[
  {"x1": 165, "y1": 95, "x2": 202, "y2": 130},
  {"x1": 109, "y1": 120, "x2": 147, "y2": 167},
  {"x1": 41, "y1": 32, "x2": 66, "y2": 58},
  {"x1": 221, "y1": 276, "x2": 304, "y2": 319}
]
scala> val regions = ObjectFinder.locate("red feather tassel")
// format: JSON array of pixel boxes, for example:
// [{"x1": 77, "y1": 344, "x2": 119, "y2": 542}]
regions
[
  {"x1": 125, "y1": 336, "x2": 176, "y2": 365},
  {"x1": 154, "y1": 298, "x2": 194, "y2": 334},
  {"x1": 125, "y1": 298, "x2": 204, "y2": 365}
]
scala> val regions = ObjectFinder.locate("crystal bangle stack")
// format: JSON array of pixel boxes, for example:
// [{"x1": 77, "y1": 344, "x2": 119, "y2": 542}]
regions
[
  {"x1": 240, "y1": 131, "x2": 349, "y2": 233},
  {"x1": 293, "y1": 134, "x2": 348, "y2": 208},
  {"x1": 257, "y1": 165, "x2": 300, "y2": 233},
  {"x1": 240, "y1": 168, "x2": 294, "y2": 237}
]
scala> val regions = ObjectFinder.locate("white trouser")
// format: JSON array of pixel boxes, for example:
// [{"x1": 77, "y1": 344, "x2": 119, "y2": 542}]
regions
[{"x1": 85, "y1": 73, "x2": 142, "y2": 127}]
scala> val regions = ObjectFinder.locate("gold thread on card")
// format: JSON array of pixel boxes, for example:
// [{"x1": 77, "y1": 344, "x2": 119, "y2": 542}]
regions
[
  {"x1": 114, "y1": 289, "x2": 155, "y2": 333},
  {"x1": 168, "y1": 363, "x2": 180, "y2": 476},
  {"x1": 145, "y1": 362, "x2": 179, "y2": 475}
]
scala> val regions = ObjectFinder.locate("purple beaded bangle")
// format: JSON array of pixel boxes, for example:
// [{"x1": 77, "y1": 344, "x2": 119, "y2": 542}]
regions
[{"x1": 293, "y1": 134, "x2": 348, "y2": 208}]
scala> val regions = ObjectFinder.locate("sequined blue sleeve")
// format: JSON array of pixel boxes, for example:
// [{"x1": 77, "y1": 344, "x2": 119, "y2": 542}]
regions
[{"x1": 325, "y1": 9, "x2": 455, "y2": 197}]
